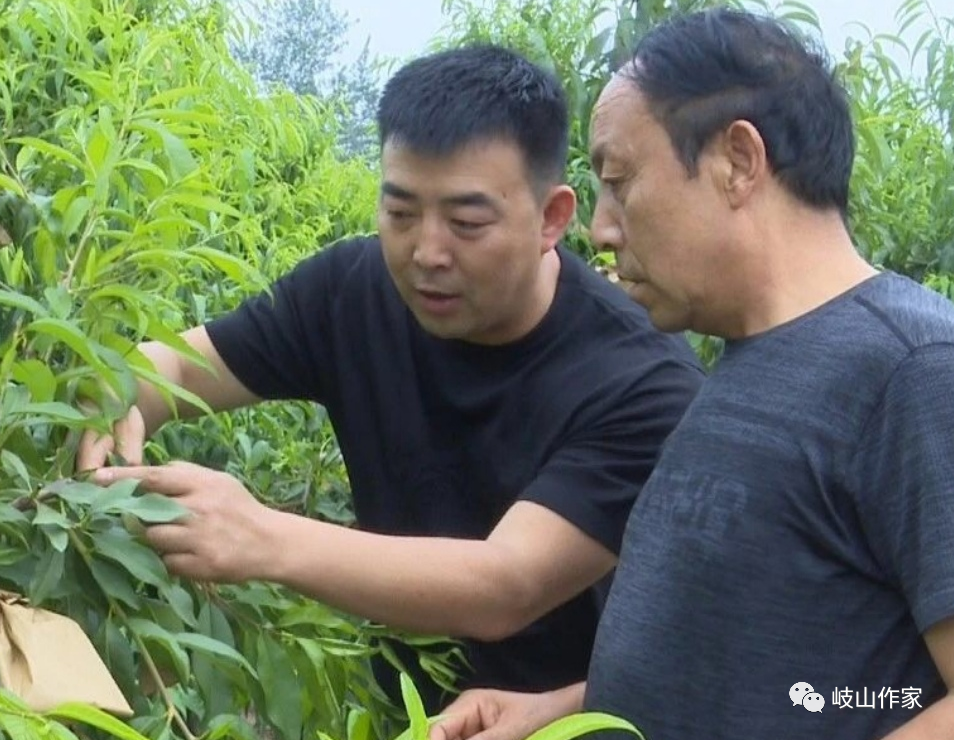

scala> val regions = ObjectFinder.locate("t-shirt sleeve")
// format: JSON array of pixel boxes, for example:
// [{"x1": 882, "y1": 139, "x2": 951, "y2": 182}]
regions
[
  {"x1": 204, "y1": 239, "x2": 365, "y2": 403},
  {"x1": 520, "y1": 356, "x2": 703, "y2": 554},
  {"x1": 851, "y1": 342, "x2": 954, "y2": 632}
]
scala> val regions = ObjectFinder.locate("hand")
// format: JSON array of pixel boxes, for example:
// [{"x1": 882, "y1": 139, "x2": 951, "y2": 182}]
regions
[
  {"x1": 76, "y1": 404, "x2": 147, "y2": 471},
  {"x1": 430, "y1": 685, "x2": 582, "y2": 740},
  {"x1": 93, "y1": 461, "x2": 279, "y2": 583}
]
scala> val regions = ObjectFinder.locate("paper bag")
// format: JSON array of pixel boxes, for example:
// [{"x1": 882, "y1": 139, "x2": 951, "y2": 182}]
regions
[{"x1": 0, "y1": 591, "x2": 133, "y2": 716}]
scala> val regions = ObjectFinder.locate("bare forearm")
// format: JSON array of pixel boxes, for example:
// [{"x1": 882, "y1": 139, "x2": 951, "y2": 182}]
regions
[
  {"x1": 881, "y1": 694, "x2": 954, "y2": 739},
  {"x1": 136, "y1": 341, "x2": 193, "y2": 436},
  {"x1": 257, "y1": 511, "x2": 536, "y2": 639},
  {"x1": 137, "y1": 327, "x2": 258, "y2": 436}
]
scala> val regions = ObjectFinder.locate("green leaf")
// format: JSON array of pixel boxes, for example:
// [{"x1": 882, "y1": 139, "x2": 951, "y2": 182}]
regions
[
  {"x1": 45, "y1": 703, "x2": 149, "y2": 740},
  {"x1": 0, "y1": 709, "x2": 38, "y2": 740},
  {"x1": 25, "y1": 318, "x2": 114, "y2": 389},
  {"x1": 44, "y1": 479, "x2": 100, "y2": 506},
  {"x1": 89, "y1": 479, "x2": 140, "y2": 516},
  {"x1": 126, "y1": 618, "x2": 189, "y2": 683},
  {"x1": 0, "y1": 289, "x2": 48, "y2": 318},
  {"x1": 10, "y1": 401, "x2": 87, "y2": 423},
  {"x1": 33, "y1": 502, "x2": 70, "y2": 528},
  {"x1": 1, "y1": 450, "x2": 31, "y2": 489},
  {"x1": 524, "y1": 713, "x2": 645, "y2": 740},
  {"x1": 123, "y1": 493, "x2": 188, "y2": 523},
  {"x1": 12, "y1": 136, "x2": 87, "y2": 173},
  {"x1": 61, "y1": 195, "x2": 92, "y2": 239},
  {"x1": 10, "y1": 359, "x2": 57, "y2": 403},
  {"x1": 204, "y1": 714, "x2": 259, "y2": 740},
  {"x1": 159, "y1": 582, "x2": 196, "y2": 628},
  {"x1": 92, "y1": 529, "x2": 168, "y2": 587},
  {"x1": 400, "y1": 673, "x2": 428, "y2": 740},
  {"x1": 129, "y1": 121, "x2": 197, "y2": 180},
  {"x1": 116, "y1": 158, "x2": 168, "y2": 184},
  {"x1": 165, "y1": 193, "x2": 242, "y2": 219},
  {"x1": 257, "y1": 634, "x2": 302, "y2": 740},
  {"x1": 29, "y1": 547, "x2": 65, "y2": 604},
  {"x1": 173, "y1": 632, "x2": 257, "y2": 676},
  {"x1": 88, "y1": 557, "x2": 141, "y2": 609},
  {"x1": 0, "y1": 173, "x2": 26, "y2": 198}
]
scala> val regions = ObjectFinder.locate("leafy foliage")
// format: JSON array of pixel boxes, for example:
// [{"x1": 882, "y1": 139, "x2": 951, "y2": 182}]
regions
[{"x1": 0, "y1": 0, "x2": 427, "y2": 738}]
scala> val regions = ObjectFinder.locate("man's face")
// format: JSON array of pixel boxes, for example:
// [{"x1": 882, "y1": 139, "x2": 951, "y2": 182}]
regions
[
  {"x1": 378, "y1": 138, "x2": 565, "y2": 344},
  {"x1": 589, "y1": 74, "x2": 729, "y2": 333}
]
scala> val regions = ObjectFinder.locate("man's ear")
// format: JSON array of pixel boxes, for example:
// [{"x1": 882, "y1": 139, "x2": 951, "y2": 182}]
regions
[
  {"x1": 718, "y1": 120, "x2": 768, "y2": 209},
  {"x1": 540, "y1": 185, "x2": 577, "y2": 253}
]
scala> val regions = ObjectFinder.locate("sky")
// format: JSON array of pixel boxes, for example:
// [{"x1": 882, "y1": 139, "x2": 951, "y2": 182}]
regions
[{"x1": 338, "y1": 0, "x2": 951, "y2": 71}]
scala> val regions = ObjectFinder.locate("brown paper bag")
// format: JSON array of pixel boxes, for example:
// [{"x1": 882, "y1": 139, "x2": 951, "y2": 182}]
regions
[{"x1": 0, "y1": 591, "x2": 133, "y2": 716}]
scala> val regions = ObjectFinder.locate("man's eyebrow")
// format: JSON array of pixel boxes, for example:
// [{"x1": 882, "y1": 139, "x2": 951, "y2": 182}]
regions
[
  {"x1": 441, "y1": 192, "x2": 497, "y2": 210},
  {"x1": 381, "y1": 183, "x2": 500, "y2": 213},
  {"x1": 381, "y1": 181, "x2": 416, "y2": 200}
]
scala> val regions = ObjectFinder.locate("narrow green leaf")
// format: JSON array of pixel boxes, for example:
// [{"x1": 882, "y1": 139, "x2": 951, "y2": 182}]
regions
[
  {"x1": 45, "y1": 703, "x2": 148, "y2": 740},
  {"x1": 401, "y1": 673, "x2": 428, "y2": 740},
  {"x1": 524, "y1": 713, "x2": 645, "y2": 740},
  {"x1": 61, "y1": 195, "x2": 92, "y2": 239},
  {"x1": 0, "y1": 289, "x2": 48, "y2": 318},
  {"x1": 12, "y1": 136, "x2": 86, "y2": 173},
  {"x1": 256, "y1": 634, "x2": 302, "y2": 740},
  {"x1": 116, "y1": 158, "x2": 168, "y2": 184},
  {"x1": 0, "y1": 174, "x2": 25, "y2": 198},
  {"x1": 26, "y1": 318, "x2": 110, "y2": 378},
  {"x1": 173, "y1": 632, "x2": 257, "y2": 676},
  {"x1": 10, "y1": 402, "x2": 87, "y2": 422},
  {"x1": 165, "y1": 193, "x2": 241, "y2": 219}
]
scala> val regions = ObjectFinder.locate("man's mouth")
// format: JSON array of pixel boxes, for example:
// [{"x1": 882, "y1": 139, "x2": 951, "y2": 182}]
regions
[{"x1": 415, "y1": 288, "x2": 461, "y2": 314}]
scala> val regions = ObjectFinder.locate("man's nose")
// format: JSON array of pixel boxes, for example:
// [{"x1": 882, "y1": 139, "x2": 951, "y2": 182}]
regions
[
  {"x1": 590, "y1": 195, "x2": 623, "y2": 254},
  {"x1": 413, "y1": 217, "x2": 453, "y2": 269}
]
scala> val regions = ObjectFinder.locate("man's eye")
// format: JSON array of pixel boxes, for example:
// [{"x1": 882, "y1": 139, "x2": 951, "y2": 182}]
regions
[
  {"x1": 601, "y1": 177, "x2": 625, "y2": 197},
  {"x1": 452, "y1": 219, "x2": 487, "y2": 231},
  {"x1": 388, "y1": 211, "x2": 413, "y2": 221}
]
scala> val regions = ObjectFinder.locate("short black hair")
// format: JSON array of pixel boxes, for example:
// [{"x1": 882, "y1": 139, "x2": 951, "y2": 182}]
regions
[
  {"x1": 624, "y1": 8, "x2": 854, "y2": 213},
  {"x1": 376, "y1": 45, "x2": 569, "y2": 194}
]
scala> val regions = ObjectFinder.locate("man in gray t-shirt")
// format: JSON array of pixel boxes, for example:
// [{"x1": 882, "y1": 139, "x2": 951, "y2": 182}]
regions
[
  {"x1": 429, "y1": 8, "x2": 954, "y2": 740},
  {"x1": 586, "y1": 272, "x2": 954, "y2": 738}
]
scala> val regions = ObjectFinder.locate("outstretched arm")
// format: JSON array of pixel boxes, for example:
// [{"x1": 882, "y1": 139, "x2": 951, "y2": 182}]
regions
[{"x1": 93, "y1": 462, "x2": 615, "y2": 639}]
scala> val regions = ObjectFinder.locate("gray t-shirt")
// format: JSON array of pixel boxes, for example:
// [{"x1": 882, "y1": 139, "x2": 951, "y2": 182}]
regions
[{"x1": 586, "y1": 272, "x2": 954, "y2": 739}]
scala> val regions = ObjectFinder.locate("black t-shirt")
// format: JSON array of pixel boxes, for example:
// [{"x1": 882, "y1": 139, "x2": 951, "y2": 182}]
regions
[{"x1": 206, "y1": 236, "x2": 703, "y2": 708}]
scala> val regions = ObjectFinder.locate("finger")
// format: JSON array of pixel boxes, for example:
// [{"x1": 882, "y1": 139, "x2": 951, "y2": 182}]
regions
[
  {"x1": 75, "y1": 429, "x2": 115, "y2": 473},
  {"x1": 144, "y1": 522, "x2": 192, "y2": 554},
  {"x1": 161, "y1": 552, "x2": 209, "y2": 581},
  {"x1": 113, "y1": 411, "x2": 145, "y2": 466},
  {"x1": 92, "y1": 463, "x2": 197, "y2": 496},
  {"x1": 429, "y1": 700, "x2": 491, "y2": 740}
]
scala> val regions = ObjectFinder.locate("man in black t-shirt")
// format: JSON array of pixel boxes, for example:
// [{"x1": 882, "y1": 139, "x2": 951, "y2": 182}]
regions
[{"x1": 79, "y1": 45, "x2": 703, "y2": 709}]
